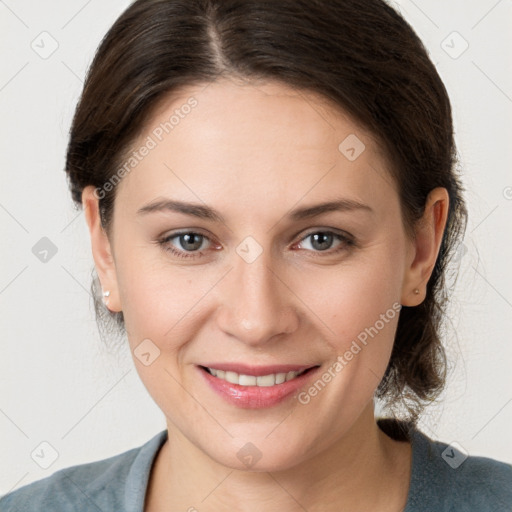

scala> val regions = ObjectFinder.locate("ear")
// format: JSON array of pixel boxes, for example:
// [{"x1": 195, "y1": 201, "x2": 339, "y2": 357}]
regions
[
  {"x1": 401, "y1": 187, "x2": 450, "y2": 307},
  {"x1": 82, "y1": 186, "x2": 122, "y2": 312}
]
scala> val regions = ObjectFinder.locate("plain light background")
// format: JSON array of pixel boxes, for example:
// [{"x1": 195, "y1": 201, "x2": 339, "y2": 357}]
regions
[{"x1": 1, "y1": 0, "x2": 511, "y2": 496}]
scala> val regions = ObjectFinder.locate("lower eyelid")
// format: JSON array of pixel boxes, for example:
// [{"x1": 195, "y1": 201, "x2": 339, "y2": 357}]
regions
[
  {"x1": 159, "y1": 230, "x2": 353, "y2": 257},
  {"x1": 168, "y1": 233, "x2": 211, "y2": 251},
  {"x1": 296, "y1": 232, "x2": 353, "y2": 248}
]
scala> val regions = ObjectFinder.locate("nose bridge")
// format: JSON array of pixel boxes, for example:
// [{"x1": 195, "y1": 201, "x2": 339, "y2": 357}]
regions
[{"x1": 217, "y1": 243, "x2": 298, "y2": 345}]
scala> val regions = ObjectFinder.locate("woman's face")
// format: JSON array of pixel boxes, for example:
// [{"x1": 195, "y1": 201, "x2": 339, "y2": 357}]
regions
[{"x1": 89, "y1": 78, "x2": 424, "y2": 471}]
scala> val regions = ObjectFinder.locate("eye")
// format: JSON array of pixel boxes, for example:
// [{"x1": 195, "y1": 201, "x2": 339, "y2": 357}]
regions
[
  {"x1": 294, "y1": 230, "x2": 355, "y2": 255},
  {"x1": 157, "y1": 228, "x2": 355, "y2": 260},
  {"x1": 158, "y1": 231, "x2": 214, "y2": 259}
]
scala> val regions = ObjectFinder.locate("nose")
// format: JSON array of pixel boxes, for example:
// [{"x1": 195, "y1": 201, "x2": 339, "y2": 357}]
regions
[{"x1": 215, "y1": 249, "x2": 299, "y2": 347}]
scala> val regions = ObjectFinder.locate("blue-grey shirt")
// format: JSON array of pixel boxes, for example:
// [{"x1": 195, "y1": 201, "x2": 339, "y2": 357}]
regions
[{"x1": 1, "y1": 425, "x2": 511, "y2": 511}]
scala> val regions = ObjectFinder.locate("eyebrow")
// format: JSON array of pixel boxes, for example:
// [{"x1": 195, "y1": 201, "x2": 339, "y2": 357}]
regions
[{"x1": 137, "y1": 197, "x2": 373, "y2": 222}]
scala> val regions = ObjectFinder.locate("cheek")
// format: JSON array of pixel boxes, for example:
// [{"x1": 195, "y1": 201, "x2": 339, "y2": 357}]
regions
[
  {"x1": 299, "y1": 245, "x2": 403, "y2": 342},
  {"x1": 114, "y1": 255, "x2": 207, "y2": 412},
  {"x1": 113, "y1": 242, "x2": 169, "y2": 342},
  {"x1": 292, "y1": 246, "x2": 404, "y2": 398},
  {"x1": 114, "y1": 248, "x2": 222, "y2": 354}
]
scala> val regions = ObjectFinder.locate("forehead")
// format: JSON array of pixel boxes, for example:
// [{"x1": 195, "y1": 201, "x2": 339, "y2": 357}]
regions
[
  {"x1": 115, "y1": 78, "x2": 396, "y2": 221},
  {"x1": 146, "y1": 77, "x2": 381, "y2": 157}
]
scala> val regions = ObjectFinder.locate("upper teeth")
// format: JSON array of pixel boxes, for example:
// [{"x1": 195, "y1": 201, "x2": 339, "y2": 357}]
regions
[{"x1": 207, "y1": 368, "x2": 306, "y2": 386}]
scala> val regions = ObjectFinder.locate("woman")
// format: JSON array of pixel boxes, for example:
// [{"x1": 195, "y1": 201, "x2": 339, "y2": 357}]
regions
[{"x1": 2, "y1": 0, "x2": 511, "y2": 510}]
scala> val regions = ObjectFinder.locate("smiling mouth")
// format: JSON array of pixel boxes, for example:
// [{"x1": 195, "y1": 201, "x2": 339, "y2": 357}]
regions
[{"x1": 199, "y1": 365, "x2": 318, "y2": 387}]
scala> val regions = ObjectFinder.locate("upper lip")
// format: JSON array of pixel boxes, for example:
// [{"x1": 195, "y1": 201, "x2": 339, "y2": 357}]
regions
[{"x1": 199, "y1": 363, "x2": 318, "y2": 376}]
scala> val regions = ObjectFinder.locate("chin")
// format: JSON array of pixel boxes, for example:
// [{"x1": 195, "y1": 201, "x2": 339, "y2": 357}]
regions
[{"x1": 200, "y1": 432, "x2": 315, "y2": 473}]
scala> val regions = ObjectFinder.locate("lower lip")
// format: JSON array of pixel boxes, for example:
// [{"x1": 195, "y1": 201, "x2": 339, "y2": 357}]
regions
[{"x1": 198, "y1": 366, "x2": 320, "y2": 409}]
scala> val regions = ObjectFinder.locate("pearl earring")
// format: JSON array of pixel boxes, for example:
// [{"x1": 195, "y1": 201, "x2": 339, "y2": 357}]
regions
[
  {"x1": 414, "y1": 288, "x2": 420, "y2": 295},
  {"x1": 102, "y1": 290, "x2": 111, "y2": 306}
]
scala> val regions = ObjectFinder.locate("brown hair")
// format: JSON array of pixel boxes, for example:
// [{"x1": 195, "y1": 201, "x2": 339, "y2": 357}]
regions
[{"x1": 65, "y1": 0, "x2": 467, "y2": 422}]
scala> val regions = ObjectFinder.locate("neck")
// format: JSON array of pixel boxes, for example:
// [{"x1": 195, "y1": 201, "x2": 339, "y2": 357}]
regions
[{"x1": 146, "y1": 403, "x2": 412, "y2": 512}]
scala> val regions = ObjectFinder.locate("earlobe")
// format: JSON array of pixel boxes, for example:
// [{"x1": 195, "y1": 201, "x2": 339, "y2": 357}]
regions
[
  {"x1": 401, "y1": 187, "x2": 449, "y2": 307},
  {"x1": 82, "y1": 186, "x2": 122, "y2": 312}
]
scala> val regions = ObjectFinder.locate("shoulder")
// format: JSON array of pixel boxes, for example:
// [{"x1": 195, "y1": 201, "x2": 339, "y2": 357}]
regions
[
  {"x1": 0, "y1": 430, "x2": 167, "y2": 512},
  {"x1": 407, "y1": 428, "x2": 512, "y2": 511},
  {"x1": 0, "y1": 447, "x2": 141, "y2": 512}
]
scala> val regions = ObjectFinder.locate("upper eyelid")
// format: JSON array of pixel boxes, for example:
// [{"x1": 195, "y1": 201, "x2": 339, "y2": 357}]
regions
[
  {"x1": 296, "y1": 227, "x2": 352, "y2": 239},
  {"x1": 161, "y1": 228, "x2": 352, "y2": 249}
]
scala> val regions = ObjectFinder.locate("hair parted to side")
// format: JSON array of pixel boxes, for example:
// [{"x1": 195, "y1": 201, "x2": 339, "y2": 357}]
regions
[{"x1": 65, "y1": 0, "x2": 468, "y2": 422}]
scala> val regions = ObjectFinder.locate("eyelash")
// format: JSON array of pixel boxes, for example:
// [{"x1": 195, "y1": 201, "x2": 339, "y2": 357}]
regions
[{"x1": 157, "y1": 229, "x2": 356, "y2": 260}]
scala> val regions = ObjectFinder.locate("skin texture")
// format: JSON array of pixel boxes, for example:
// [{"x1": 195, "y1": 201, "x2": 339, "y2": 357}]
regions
[{"x1": 82, "y1": 77, "x2": 449, "y2": 511}]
